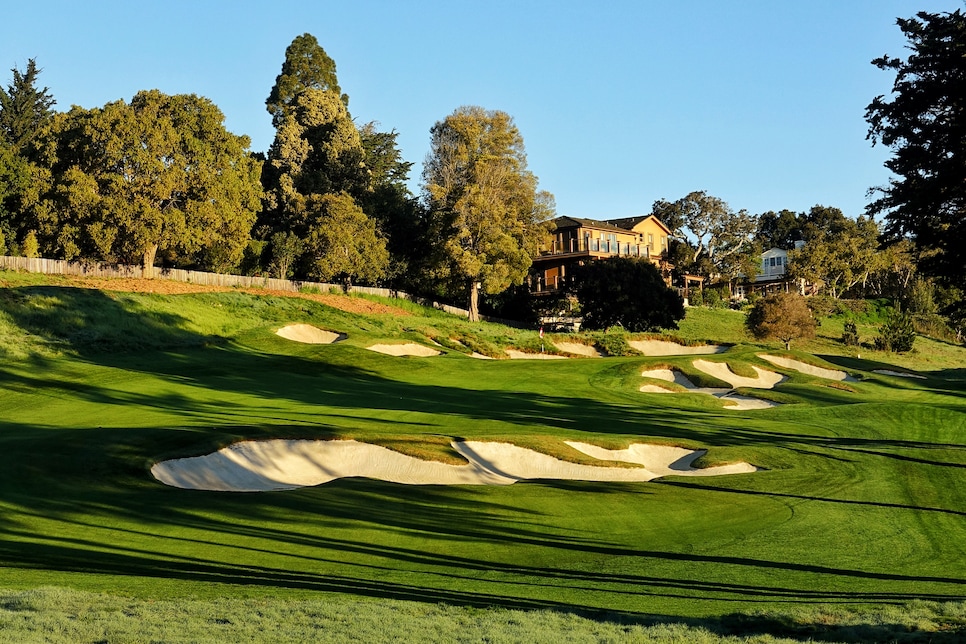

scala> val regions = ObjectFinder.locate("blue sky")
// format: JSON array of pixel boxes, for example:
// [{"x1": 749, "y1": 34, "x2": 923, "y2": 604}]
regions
[{"x1": 3, "y1": 0, "x2": 963, "y2": 220}]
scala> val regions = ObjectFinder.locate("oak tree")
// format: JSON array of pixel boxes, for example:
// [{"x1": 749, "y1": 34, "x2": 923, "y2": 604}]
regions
[
  {"x1": 787, "y1": 207, "x2": 880, "y2": 298},
  {"x1": 44, "y1": 91, "x2": 262, "y2": 274},
  {"x1": 652, "y1": 190, "x2": 759, "y2": 286}
]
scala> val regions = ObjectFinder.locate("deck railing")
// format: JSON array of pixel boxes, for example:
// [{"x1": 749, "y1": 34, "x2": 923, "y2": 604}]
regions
[{"x1": 541, "y1": 237, "x2": 660, "y2": 259}]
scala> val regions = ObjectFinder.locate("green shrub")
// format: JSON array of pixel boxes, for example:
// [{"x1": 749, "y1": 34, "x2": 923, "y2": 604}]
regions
[
  {"x1": 702, "y1": 287, "x2": 727, "y2": 309},
  {"x1": 875, "y1": 309, "x2": 916, "y2": 352},
  {"x1": 596, "y1": 326, "x2": 633, "y2": 356},
  {"x1": 22, "y1": 231, "x2": 39, "y2": 258},
  {"x1": 842, "y1": 321, "x2": 860, "y2": 346}
]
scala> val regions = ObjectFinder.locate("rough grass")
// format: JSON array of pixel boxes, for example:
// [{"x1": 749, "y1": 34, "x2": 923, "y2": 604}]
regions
[
  {"x1": 0, "y1": 587, "x2": 962, "y2": 643},
  {"x1": 0, "y1": 270, "x2": 964, "y2": 642}
]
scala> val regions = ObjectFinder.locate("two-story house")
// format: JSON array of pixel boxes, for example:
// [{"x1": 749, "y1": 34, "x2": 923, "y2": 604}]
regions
[
  {"x1": 528, "y1": 215, "x2": 673, "y2": 293},
  {"x1": 733, "y1": 241, "x2": 808, "y2": 300}
]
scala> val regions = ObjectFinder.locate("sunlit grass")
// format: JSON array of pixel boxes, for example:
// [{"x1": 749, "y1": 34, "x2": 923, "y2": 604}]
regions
[{"x1": 0, "y1": 270, "x2": 963, "y2": 642}]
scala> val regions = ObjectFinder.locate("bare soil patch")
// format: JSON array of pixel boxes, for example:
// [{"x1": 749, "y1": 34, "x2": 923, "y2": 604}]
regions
[{"x1": 56, "y1": 276, "x2": 413, "y2": 317}]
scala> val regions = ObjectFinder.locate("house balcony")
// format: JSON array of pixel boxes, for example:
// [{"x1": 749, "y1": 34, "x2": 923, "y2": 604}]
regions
[{"x1": 535, "y1": 238, "x2": 664, "y2": 261}]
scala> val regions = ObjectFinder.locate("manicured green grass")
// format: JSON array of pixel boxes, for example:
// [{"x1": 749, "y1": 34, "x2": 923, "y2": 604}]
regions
[{"x1": 0, "y1": 271, "x2": 963, "y2": 641}]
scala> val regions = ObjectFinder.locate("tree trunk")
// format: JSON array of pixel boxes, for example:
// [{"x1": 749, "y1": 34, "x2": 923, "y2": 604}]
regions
[
  {"x1": 142, "y1": 243, "x2": 158, "y2": 279},
  {"x1": 468, "y1": 281, "x2": 480, "y2": 322}
]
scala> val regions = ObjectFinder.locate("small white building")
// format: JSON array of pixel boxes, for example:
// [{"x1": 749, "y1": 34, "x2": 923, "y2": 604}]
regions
[
  {"x1": 734, "y1": 241, "x2": 806, "y2": 300},
  {"x1": 758, "y1": 247, "x2": 790, "y2": 281}
]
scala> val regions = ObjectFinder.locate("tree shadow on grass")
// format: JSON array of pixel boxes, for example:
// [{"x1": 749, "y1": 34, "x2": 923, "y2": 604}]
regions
[
  {"x1": 1, "y1": 476, "x2": 963, "y2": 603},
  {"x1": 1, "y1": 286, "x2": 964, "y2": 637}
]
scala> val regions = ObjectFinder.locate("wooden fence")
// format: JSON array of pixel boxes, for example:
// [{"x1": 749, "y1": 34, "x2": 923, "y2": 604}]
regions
[{"x1": 0, "y1": 255, "x2": 524, "y2": 326}]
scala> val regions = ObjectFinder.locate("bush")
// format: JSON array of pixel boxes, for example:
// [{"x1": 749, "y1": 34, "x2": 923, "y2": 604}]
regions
[
  {"x1": 842, "y1": 321, "x2": 860, "y2": 346},
  {"x1": 21, "y1": 231, "x2": 39, "y2": 258},
  {"x1": 702, "y1": 288, "x2": 725, "y2": 309},
  {"x1": 572, "y1": 257, "x2": 685, "y2": 332},
  {"x1": 746, "y1": 292, "x2": 817, "y2": 349},
  {"x1": 595, "y1": 326, "x2": 633, "y2": 356},
  {"x1": 875, "y1": 309, "x2": 916, "y2": 352}
]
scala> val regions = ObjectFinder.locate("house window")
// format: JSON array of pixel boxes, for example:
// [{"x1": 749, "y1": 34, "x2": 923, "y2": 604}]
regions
[
  {"x1": 647, "y1": 233, "x2": 654, "y2": 248},
  {"x1": 770, "y1": 257, "x2": 776, "y2": 267}
]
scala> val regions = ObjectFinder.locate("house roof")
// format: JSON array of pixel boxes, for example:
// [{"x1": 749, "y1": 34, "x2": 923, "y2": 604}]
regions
[
  {"x1": 552, "y1": 214, "x2": 672, "y2": 235},
  {"x1": 552, "y1": 216, "x2": 629, "y2": 234},
  {"x1": 605, "y1": 215, "x2": 672, "y2": 235}
]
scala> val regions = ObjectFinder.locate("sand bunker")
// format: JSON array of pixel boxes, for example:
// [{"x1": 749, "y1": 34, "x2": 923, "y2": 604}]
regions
[
  {"x1": 640, "y1": 368, "x2": 779, "y2": 410},
  {"x1": 505, "y1": 350, "x2": 568, "y2": 360},
  {"x1": 276, "y1": 324, "x2": 345, "y2": 344},
  {"x1": 151, "y1": 439, "x2": 757, "y2": 491},
  {"x1": 629, "y1": 340, "x2": 724, "y2": 356},
  {"x1": 759, "y1": 355, "x2": 854, "y2": 381},
  {"x1": 692, "y1": 359, "x2": 787, "y2": 389},
  {"x1": 367, "y1": 343, "x2": 442, "y2": 357},
  {"x1": 873, "y1": 369, "x2": 927, "y2": 380},
  {"x1": 554, "y1": 342, "x2": 602, "y2": 357}
]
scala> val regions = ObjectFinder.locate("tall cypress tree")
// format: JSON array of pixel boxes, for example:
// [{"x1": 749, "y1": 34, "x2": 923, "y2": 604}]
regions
[
  {"x1": 0, "y1": 58, "x2": 56, "y2": 155},
  {"x1": 866, "y1": 10, "x2": 966, "y2": 295}
]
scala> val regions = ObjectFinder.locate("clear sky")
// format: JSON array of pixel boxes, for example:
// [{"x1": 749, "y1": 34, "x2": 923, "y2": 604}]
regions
[{"x1": 2, "y1": 0, "x2": 963, "y2": 220}]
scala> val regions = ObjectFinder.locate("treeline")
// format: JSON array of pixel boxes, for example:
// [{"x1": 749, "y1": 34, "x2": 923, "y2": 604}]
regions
[
  {"x1": 651, "y1": 193, "x2": 925, "y2": 304},
  {"x1": 0, "y1": 35, "x2": 553, "y2": 321},
  {"x1": 2, "y1": 9, "x2": 964, "y2": 330}
]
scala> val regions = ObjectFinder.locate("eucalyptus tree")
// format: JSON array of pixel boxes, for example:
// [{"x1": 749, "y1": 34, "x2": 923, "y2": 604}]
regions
[{"x1": 422, "y1": 106, "x2": 554, "y2": 321}]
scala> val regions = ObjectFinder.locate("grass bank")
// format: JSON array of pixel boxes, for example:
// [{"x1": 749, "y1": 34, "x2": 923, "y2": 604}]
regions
[{"x1": 0, "y1": 270, "x2": 963, "y2": 641}]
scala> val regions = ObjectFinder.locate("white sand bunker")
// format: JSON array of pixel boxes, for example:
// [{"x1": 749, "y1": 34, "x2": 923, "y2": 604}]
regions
[
  {"x1": 505, "y1": 349, "x2": 568, "y2": 360},
  {"x1": 276, "y1": 324, "x2": 345, "y2": 344},
  {"x1": 759, "y1": 355, "x2": 855, "y2": 381},
  {"x1": 152, "y1": 439, "x2": 757, "y2": 491},
  {"x1": 629, "y1": 340, "x2": 725, "y2": 356},
  {"x1": 873, "y1": 369, "x2": 927, "y2": 380},
  {"x1": 693, "y1": 359, "x2": 787, "y2": 389},
  {"x1": 554, "y1": 342, "x2": 602, "y2": 357},
  {"x1": 367, "y1": 343, "x2": 442, "y2": 357},
  {"x1": 640, "y1": 368, "x2": 779, "y2": 410}
]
